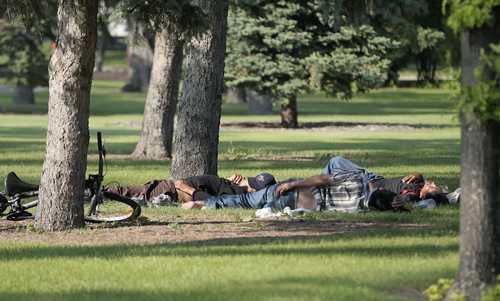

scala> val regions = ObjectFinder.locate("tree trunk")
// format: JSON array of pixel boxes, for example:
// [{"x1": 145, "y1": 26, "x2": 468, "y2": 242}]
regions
[
  {"x1": 132, "y1": 25, "x2": 184, "y2": 159},
  {"x1": 446, "y1": 18, "x2": 500, "y2": 300},
  {"x1": 121, "y1": 24, "x2": 153, "y2": 92},
  {"x1": 281, "y1": 94, "x2": 298, "y2": 128},
  {"x1": 226, "y1": 87, "x2": 245, "y2": 104},
  {"x1": 12, "y1": 85, "x2": 34, "y2": 104},
  {"x1": 171, "y1": 0, "x2": 229, "y2": 179},
  {"x1": 247, "y1": 90, "x2": 273, "y2": 115},
  {"x1": 35, "y1": 0, "x2": 98, "y2": 231}
]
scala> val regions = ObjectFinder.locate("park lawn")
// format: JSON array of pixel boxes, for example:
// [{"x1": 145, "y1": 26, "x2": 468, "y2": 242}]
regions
[{"x1": 0, "y1": 81, "x2": 460, "y2": 300}]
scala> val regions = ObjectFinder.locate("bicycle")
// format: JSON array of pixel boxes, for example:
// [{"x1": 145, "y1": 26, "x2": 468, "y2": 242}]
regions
[{"x1": 0, "y1": 132, "x2": 141, "y2": 223}]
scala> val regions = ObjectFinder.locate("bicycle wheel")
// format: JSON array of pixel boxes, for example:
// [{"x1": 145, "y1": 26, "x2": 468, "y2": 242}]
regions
[
  {"x1": 0, "y1": 193, "x2": 8, "y2": 215},
  {"x1": 84, "y1": 192, "x2": 141, "y2": 223}
]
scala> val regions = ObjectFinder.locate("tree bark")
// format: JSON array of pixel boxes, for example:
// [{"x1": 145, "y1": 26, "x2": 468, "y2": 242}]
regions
[
  {"x1": 132, "y1": 25, "x2": 184, "y2": 159},
  {"x1": 247, "y1": 90, "x2": 273, "y2": 115},
  {"x1": 171, "y1": 0, "x2": 229, "y2": 179},
  {"x1": 446, "y1": 16, "x2": 500, "y2": 300},
  {"x1": 12, "y1": 85, "x2": 34, "y2": 104},
  {"x1": 35, "y1": 0, "x2": 98, "y2": 231},
  {"x1": 281, "y1": 94, "x2": 298, "y2": 128},
  {"x1": 226, "y1": 87, "x2": 245, "y2": 104}
]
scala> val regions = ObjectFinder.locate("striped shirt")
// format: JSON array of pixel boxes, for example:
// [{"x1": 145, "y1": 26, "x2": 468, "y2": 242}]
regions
[{"x1": 310, "y1": 170, "x2": 370, "y2": 212}]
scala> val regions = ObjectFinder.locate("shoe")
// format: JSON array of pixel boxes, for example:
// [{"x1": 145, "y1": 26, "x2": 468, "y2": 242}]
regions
[
  {"x1": 131, "y1": 195, "x2": 148, "y2": 207},
  {"x1": 446, "y1": 188, "x2": 461, "y2": 204},
  {"x1": 152, "y1": 194, "x2": 175, "y2": 207}
]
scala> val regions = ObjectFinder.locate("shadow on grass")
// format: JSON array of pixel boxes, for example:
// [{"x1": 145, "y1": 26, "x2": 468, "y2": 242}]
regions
[
  {"x1": 0, "y1": 227, "x2": 457, "y2": 262},
  {"x1": 0, "y1": 274, "x2": 428, "y2": 301}
]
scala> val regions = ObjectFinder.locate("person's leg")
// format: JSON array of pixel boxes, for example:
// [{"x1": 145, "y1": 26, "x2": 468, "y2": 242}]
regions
[
  {"x1": 104, "y1": 179, "x2": 174, "y2": 202},
  {"x1": 321, "y1": 156, "x2": 366, "y2": 174},
  {"x1": 104, "y1": 184, "x2": 149, "y2": 199},
  {"x1": 322, "y1": 156, "x2": 383, "y2": 182}
]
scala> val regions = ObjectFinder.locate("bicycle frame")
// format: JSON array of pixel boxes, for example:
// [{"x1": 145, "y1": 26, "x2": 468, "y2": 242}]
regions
[{"x1": 86, "y1": 132, "x2": 105, "y2": 217}]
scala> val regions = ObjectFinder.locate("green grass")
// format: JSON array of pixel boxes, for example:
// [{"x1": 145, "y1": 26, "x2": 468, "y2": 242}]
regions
[{"x1": 0, "y1": 82, "x2": 461, "y2": 301}]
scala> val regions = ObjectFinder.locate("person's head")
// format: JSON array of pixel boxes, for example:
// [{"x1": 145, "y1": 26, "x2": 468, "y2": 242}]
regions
[
  {"x1": 419, "y1": 181, "x2": 443, "y2": 198},
  {"x1": 240, "y1": 173, "x2": 276, "y2": 192},
  {"x1": 368, "y1": 188, "x2": 398, "y2": 211}
]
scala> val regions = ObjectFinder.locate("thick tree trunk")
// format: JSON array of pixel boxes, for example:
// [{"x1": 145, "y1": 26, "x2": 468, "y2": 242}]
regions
[
  {"x1": 35, "y1": 0, "x2": 98, "y2": 231},
  {"x1": 121, "y1": 24, "x2": 153, "y2": 92},
  {"x1": 132, "y1": 26, "x2": 184, "y2": 159},
  {"x1": 226, "y1": 87, "x2": 245, "y2": 104},
  {"x1": 171, "y1": 0, "x2": 229, "y2": 179},
  {"x1": 446, "y1": 18, "x2": 500, "y2": 300},
  {"x1": 281, "y1": 94, "x2": 298, "y2": 128},
  {"x1": 247, "y1": 90, "x2": 273, "y2": 115},
  {"x1": 12, "y1": 85, "x2": 34, "y2": 104}
]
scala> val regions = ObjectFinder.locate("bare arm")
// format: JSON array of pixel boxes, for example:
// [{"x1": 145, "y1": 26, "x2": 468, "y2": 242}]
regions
[
  {"x1": 402, "y1": 172, "x2": 424, "y2": 183},
  {"x1": 276, "y1": 175, "x2": 331, "y2": 195},
  {"x1": 227, "y1": 174, "x2": 244, "y2": 184}
]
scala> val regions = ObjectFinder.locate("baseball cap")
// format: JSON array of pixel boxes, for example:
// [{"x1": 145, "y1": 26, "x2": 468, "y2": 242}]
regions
[{"x1": 248, "y1": 173, "x2": 276, "y2": 190}]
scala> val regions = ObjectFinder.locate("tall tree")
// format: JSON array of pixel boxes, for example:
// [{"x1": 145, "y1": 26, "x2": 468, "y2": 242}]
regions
[
  {"x1": 444, "y1": 2, "x2": 500, "y2": 300},
  {"x1": 129, "y1": 0, "x2": 203, "y2": 159},
  {"x1": 171, "y1": 0, "x2": 229, "y2": 178},
  {"x1": 35, "y1": 0, "x2": 99, "y2": 231},
  {"x1": 132, "y1": 26, "x2": 184, "y2": 159},
  {"x1": 225, "y1": 0, "x2": 394, "y2": 128}
]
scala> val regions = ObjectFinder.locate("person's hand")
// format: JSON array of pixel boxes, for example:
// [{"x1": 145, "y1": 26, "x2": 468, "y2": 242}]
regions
[
  {"x1": 276, "y1": 182, "x2": 294, "y2": 195},
  {"x1": 402, "y1": 172, "x2": 423, "y2": 183},
  {"x1": 391, "y1": 196, "x2": 405, "y2": 209},
  {"x1": 228, "y1": 174, "x2": 244, "y2": 184}
]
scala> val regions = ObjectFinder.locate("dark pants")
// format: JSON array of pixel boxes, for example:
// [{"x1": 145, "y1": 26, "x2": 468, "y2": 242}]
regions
[{"x1": 104, "y1": 179, "x2": 171, "y2": 201}]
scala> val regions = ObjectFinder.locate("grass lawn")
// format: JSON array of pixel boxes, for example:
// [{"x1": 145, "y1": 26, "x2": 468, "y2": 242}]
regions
[{"x1": 0, "y1": 81, "x2": 460, "y2": 301}]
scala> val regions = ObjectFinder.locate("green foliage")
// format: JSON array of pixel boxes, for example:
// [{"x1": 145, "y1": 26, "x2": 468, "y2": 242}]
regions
[
  {"x1": 483, "y1": 277, "x2": 500, "y2": 301},
  {"x1": 424, "y1": 277, "x2": 500, "y2": 301},
  {"x1": 415, "y1": 27, "x2": 446, "y2": 54},
  {"x1": 110, "y1": 0, "x2": 206, "y2": 39},
  {"x1": 444, "y1": 0, "x2": 500, "y2": 32},
  {"x1": 225, "y1": 0, "x2": 395, "y2": 102},
  {"x1": 458, "y1": 43, "x2": 500, "y2": 122},
  {"x1": 424, "y1": 278, "x2": 463, "y2": 301},
  {"x1": 0, "y1": 24, "x2": 48, "y2": 87}
]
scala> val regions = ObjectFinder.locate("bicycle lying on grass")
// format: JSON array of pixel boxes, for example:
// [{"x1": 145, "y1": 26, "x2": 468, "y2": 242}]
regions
[{"x1": 0, "y1": 132, "x2": 141, "y2": 223}]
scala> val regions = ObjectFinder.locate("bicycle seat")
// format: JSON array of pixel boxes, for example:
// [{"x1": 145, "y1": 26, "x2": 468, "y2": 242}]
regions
[{"x1": 4, "y1": 172, "x2": 39, "y2": 197}]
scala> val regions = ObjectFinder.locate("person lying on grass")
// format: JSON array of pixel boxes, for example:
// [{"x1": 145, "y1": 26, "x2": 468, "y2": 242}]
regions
[
  {"x1": 182, "y1": 157, "x2": 448, "y2": 211},
  {"x1": 181, "y1": 170, "x2": 401, "y2": 211},
  {"x1": 103, "y1": 173, "x2": 276, "y2": 206},
  {"x1": 322, "y1": 156, "x2": 449, "y2": 206}
]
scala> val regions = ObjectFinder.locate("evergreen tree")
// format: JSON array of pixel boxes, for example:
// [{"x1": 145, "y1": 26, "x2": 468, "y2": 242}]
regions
[
  {"x1": 0, "y1": 3, "x2": 51, "y2": 104},
  {"x1": 369, "y1": 0, "x2": 453, "y2": 86},
  {"x1": 225, "y1": 0, "x2": 394, "y2": 128}
]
